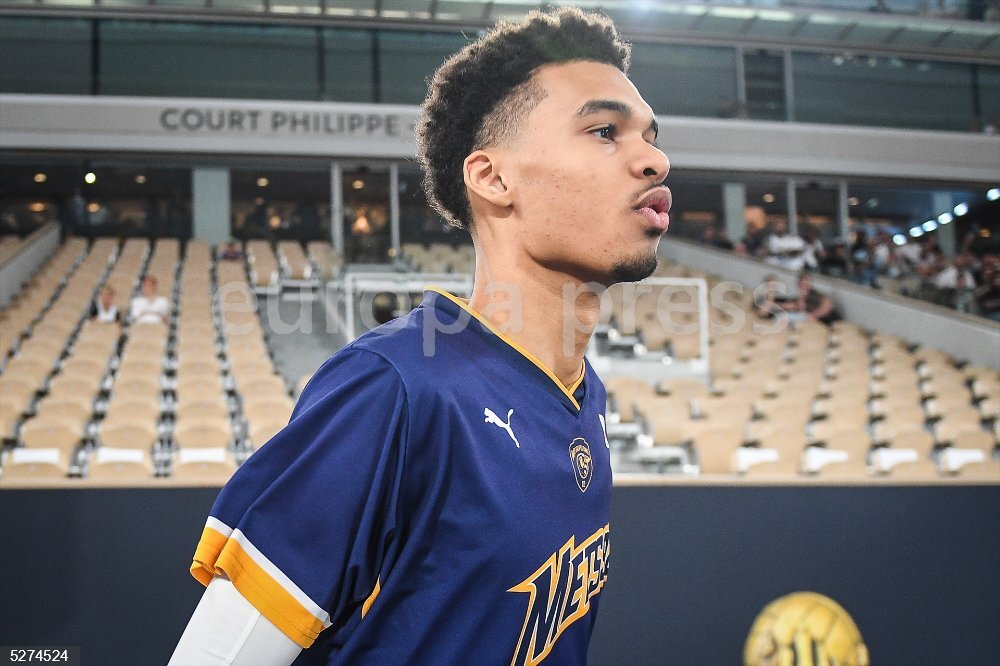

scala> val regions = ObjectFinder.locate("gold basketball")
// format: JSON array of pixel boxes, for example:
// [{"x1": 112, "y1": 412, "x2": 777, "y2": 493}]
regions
[{"x1": 744, "y1": 591, "x2": 870, "y2": 666}]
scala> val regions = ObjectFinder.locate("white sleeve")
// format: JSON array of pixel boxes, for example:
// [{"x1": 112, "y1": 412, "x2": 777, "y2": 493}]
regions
[{"x1": 169, "y1": 577, "x2": 303, "y2": 666}]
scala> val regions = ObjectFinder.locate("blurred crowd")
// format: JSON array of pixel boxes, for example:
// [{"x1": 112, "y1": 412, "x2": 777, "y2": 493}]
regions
[{"x1": 699, "y1": 222, "x2": 1000, "y2": 321}]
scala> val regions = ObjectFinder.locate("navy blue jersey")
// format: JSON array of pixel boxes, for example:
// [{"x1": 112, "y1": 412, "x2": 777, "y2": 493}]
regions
[{"x1": 190, "y1": 288, "x2": 612, "y2": 665}]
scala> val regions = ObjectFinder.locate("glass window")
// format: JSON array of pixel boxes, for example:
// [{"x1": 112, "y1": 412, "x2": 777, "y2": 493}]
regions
[
  {"x1": 0, "y1": 17, "x2": 92, "y2": 95},
  {"x1": 0, "y1": 160, "x2": 191, "y2": 238},
  {"x1": 231, "y1": 168, "x2": 330, "y2": 242},
  {"x1": 99, "y1": 20, "x2": 319, "y2": 99},
  {"x1": 662, "y1": 176, "x2": 725, "y2": 244},
  {"x1": 397, "y1": 166, "x2": 465, "y2": 244},
  {"x1": 377, "y1": 30, "x2": 469, "y2": 104},
  {"x1": 975, "y1": 65, "x2": 1000, "y2": 132},
  {"x1": 796, "y1": 183, "x2": 839, "y2": 244},
  {"x1": 744, "y1": 181, "x2": 788, "y2": 258},
  {"x1": 743, "y1": 49, "x2": 786, "y2": 121},
  {"x1": 341, "y1": 167, "x2": 391, "y2": 262},
  {"x1": 629, "y1": 43, "x2": 738, "y2": 119},
  {"x1": 322, "y1": 29, "x2": 375, "y2": 102},
  {"x1": 792, "y1": 52, "x2": 975, "y2": 132}
]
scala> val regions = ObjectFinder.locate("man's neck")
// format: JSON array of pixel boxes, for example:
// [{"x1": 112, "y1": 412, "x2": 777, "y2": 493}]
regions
[{"x1": 467, "y1": 246, "x2": 602, "y2": 388}]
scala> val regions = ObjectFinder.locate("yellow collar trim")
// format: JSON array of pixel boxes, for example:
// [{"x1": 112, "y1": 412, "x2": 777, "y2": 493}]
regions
[{"x1": 427, "y1": 287, "x2": 584, "y2": 411}]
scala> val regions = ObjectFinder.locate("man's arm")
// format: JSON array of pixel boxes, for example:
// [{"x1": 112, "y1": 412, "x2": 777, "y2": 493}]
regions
[{"x1": 169, "y1": 577, "x2": 302, "y2": 666}]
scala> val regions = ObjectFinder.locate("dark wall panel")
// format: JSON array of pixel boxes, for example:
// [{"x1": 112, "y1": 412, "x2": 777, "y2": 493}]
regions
[{"x1": 0, "y1": 485, "x2": 997, "y2": 665}]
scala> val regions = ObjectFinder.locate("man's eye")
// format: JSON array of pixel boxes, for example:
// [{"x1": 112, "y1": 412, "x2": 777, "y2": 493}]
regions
[{"x1": 591, "y1": 125, "x2": 615, "y2": 140}]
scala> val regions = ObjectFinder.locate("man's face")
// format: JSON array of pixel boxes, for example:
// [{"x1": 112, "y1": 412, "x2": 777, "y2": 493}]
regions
[{"x1": 500, "y1": 61, "x2": 670, "y2": 285}]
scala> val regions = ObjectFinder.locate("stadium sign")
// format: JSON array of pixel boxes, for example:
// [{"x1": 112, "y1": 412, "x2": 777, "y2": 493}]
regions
[{"x1": 0, "y1": 94, "x2": 419, "y2": 157}]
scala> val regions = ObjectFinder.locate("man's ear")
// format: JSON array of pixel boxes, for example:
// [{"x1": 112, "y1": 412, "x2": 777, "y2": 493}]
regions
[{"x1": 463, "y1": 150, "x2": 512, "y2": 209}]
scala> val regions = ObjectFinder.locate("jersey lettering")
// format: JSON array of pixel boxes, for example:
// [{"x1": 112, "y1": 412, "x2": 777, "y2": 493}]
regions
[{"x1": 508, "y1": 524, "x2": 611, "y2": 666}]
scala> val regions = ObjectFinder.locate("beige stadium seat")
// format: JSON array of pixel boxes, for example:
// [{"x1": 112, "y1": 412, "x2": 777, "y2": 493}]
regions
[
  {"x1": 883, "y1": 428, "x2": 935, "y2": 454},
  {"x1": 176, "y1": 400, "x2": 229, "y2": 422},
  {"x1": 693, "y1": 428, "x2": 745, "y2": 474},
  {"x1": 103, "y1": 401, "x2": 162, "y2": 427},
  {"x1": 100, "y1": 421, "x2": 158, "y2": 450},
  {"x1": 955, "y1": 460, "x2": 1000, "y2": 481},
  {"x1": 949, "y1": 430, "x2": 997, "y2": 453},
  {"x1": 4, "y1": 357, "x2": 53, "y2": 387},
  {"x1": 0, "y1": 401, "x2": 21, "y2": 439},
  {"x1": 172, "y1": 448, "x2": 237, "y2": 482},
  {"x1": 20, "y1": 418, "x2": 83, "y2": 452},
  {"x1": 814, "y1": 458, "x2": 871, "y2": 479},
  {"x1": 112, "y1": 375, "x2": 161, "y2": 400},
  {"x1": 249, "y1": 419, "x2": 288, "y2": 449},
  {"x1": 176, "y1": 359, "x2": 221, "y2": 379},
  {"x1": 605, "y1": 377, "x2": 655, "y2": 423},
  {"x1": 821, "y1": 431, "x2": 873, "y2": 460},
  {"x1": 47, "y1": 374, "x2": 100, "y2": 401},
  {"x1": 935, "y1": 417, "x2": 985, "y2": 445},
  {"x1": 34, "y1": 398, "x2": 93, "y2": 426},
  {"x1": 757, "y1": 427, "x2": 808, "y2": 459},
  {"x1": 60, "y1": 357, "x2": 108, "y2": 382},
  {"x1": 175, "y1": 419, "x2": 233, "y2": 449},
  {"x1": 742, "y1": 459, "x2": 801, "y2": 477},
  {"x1": 1, "y1": 448, "x2": 67, "y2": 480},
  {"x1": 243, "y1": 398, "x2": 295, "y2": 426},
  {"x1": 885, "y1": 459, "x2": 940, "y2": 479},
  {"x1": 87, "y1": 448, "x2": 155, "y2": 481},
  {"x1": 0, "y1": 377, "x2": 38, "y2": 412},
  {"x1": 238, "y1": 375, "x2": 288, "y2": 398}
]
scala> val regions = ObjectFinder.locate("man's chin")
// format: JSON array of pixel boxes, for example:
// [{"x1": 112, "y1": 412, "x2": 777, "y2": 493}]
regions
[{"x1": 610, "y1": 252, "x2": 658, "y2": 284}]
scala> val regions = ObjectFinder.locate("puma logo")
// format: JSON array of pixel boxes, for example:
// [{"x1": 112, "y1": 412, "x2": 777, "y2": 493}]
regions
[{"x1": 484, "y1": 407, "x2": 520, "y2": 448}]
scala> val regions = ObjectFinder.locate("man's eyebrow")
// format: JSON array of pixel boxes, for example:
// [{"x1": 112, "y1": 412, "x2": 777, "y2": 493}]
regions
[{"x1": 575, "y1": 99, "x2": 658, "y2": 140}]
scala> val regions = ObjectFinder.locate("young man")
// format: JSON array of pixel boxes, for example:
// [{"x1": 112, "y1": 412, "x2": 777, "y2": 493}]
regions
[{"x1": 170, "y1": 7, "x2": 670, "y2": 665}]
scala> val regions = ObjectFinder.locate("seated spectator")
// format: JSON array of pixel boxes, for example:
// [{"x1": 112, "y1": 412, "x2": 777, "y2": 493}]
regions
[
  {"x1": 699, "y1": 224, "x2": 735, "y2": 251},
  {"x1": 976, "y1": 271, "x2": 1000, "y2": 321},
  {"x1": 753, "y1": 273, "x2": 795, "y2": 320},
  {"x1": 130, "y1": 276, "x2": 169, "y2": 325},
  {"x1": 800, "y1": 226, "x2": 826, "y2": 271},
  {"x1": 90, "y1": 285, "x2": 120, "y2": 324},
  {"x1": 220, "y1": 241, "x2": 244, "y2": 262},
  {"x1": 786, "y1": 272, "x2": 836, "y2": 325},
  {"x1": 765, "y1": 221, "x2": 806, "y2": 272},
  {"x1": 819, "y1": 242, "x2": 850, "y2": 279}
]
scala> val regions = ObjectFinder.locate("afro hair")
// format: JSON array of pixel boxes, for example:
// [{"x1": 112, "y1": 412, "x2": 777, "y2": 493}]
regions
[{"x1": 416, "y1": 7, "x2": 631, "y2": 230}]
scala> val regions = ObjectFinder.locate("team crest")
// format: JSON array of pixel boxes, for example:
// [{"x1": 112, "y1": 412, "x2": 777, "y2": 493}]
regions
[{"x1": 569, "y1": 438, "x2": 593, "y2": 493}]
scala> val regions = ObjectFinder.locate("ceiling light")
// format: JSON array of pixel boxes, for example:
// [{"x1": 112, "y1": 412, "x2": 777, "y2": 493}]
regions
[
  {"x1": 84, "y1": 172, "x2": 96, "y2": 184},
  {"x1": 135, "y1": 174, "x2": 146, "y2": 184},
  {"x1": 847, "y1": 197, "x2": 859, "y2": 206},
  {"x1": 987, "y1": 188, "x2": 999, "y2": 201},
  {"x1": 953, "y1": 203, "x2": 968, "y2": 216},
  {"x1": 33, "y1": 173, "x2": 47, "y2": 183},
  {"x1": 909, "y1": 227, "x2": 924, "y2": 238},
  {"x1": 257, "y1": 177, "x2": 269, "y2": 187},
  {"x1": 892, "y1": 234, "x2": 906, "y2": 246},
  {"x1": 922, "y1": 220, "x2": 938, "y2": 232},
  {"x1": 762, "y1": 193, "x2": 775, "y2": 203},
  {"x1": 352, "y1": 179, "x2": 365, "y2": 190},
  {"x1": 937, "y1": 212, "x2": 953, "y2": 225}
]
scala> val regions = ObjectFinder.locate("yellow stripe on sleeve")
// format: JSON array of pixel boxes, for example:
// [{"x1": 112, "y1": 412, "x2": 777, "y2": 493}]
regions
[{"x1": 189, "y1": 526, "x2": 327, "y2": 648}]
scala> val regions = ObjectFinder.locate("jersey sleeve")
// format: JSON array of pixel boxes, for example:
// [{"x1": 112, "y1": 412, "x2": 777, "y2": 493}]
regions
[{"x1": 189, "y1": 347, "x2": 409, "y2": 649}]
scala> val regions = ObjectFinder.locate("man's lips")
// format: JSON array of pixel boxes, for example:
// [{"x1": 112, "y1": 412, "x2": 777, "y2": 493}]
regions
[{"x1": 633, "y1": 187, "x2": 671, "y2": 231}]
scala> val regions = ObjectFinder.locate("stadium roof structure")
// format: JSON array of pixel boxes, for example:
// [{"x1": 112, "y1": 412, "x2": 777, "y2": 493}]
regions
[{"x1": 3, "y1": 0, "x2": 998, "y2": 64}]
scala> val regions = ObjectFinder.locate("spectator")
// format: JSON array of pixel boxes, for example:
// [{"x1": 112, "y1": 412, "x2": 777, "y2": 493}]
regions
[
  {"x1": 130, "y1": 275, "x2": 169, "y2": 325},
  {"x1": 819, "y1": 242, "x2": 850, "y2": 279},
  {"x1": 934, "y1": 253, "x2": 977, "y2": 290},
  {"x1": 765, "y1": 221, "x2": 806, "y2": 271},
  {"x1": 753, "y1": 273, "x2": 794, "y2": 320},
  {"x1": 800, "y1": 226, "x2": 826, "y2": 271},
  {"x1": 90, "y1": 285, "x2": 120, "y2": 324},
  {"x1": 787, "y1": 272, "x2": 836, "y2": 325},
  {"x1": 700, "y1": 224, "x2": 735, "y2": 251},
  {"x1": 976, "y1": 270, "x2": 1000, "y2": 321},
  {"x1": 220, "y1": 241, "x2": 244, "y2": 262}
]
